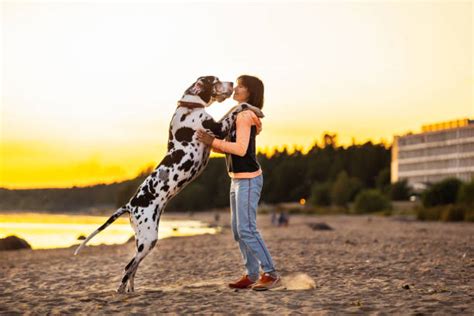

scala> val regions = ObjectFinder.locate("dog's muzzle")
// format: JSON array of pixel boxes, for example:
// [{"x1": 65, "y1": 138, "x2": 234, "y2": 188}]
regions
[{"x1": 214, "y1": 81, "x2": 234, "y2": 102}]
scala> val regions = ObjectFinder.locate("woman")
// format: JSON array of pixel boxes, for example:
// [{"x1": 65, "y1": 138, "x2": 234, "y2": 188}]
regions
[{"x1": 197, "y1": 75, "x2": 280, "y2": 291}]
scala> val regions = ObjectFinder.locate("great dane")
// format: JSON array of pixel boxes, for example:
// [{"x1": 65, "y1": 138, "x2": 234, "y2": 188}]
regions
[{"x1": 74, "y1": 76, "x2": 263, "y2": 293}]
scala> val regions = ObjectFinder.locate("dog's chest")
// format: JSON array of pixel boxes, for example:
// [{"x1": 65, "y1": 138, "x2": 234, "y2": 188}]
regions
[
  {"x1": 168, "y1": 108, "x2": 209, "y2": 156},
  {"x1": 172, "y1": 108, "x2": 206, "y2": 131}
]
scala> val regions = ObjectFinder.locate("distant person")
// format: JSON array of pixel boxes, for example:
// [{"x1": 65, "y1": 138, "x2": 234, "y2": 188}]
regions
[
  {"x1": 278, "y1": 211, "x2": 289, "y2": 227},
  {"x1": 271, "y1": 211, "x2": 278, "y2": 226},
  {"x1": 197, "y1": 75, "x2": 280, "y2": 291}
]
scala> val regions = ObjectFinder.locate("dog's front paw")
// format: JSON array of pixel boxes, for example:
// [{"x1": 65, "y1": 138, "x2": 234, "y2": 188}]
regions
[{"x1": 242, "y1": 104, "x2": 264, "y2": 118}]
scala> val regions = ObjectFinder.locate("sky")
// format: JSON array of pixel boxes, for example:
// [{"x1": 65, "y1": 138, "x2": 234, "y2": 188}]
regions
[{"x1": 1, "y1": 0, "x2": 472, "y2": 189}]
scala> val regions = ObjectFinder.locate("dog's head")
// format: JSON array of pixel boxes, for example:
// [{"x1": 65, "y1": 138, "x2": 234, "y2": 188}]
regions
[{"x1": 182, "y1": 76, "x2": 234, "y2": 106}]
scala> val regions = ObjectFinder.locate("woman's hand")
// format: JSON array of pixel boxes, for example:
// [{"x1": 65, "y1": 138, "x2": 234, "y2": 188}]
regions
[{"x1": 196, "y1": 129, "x2": 215, "y2": 146}]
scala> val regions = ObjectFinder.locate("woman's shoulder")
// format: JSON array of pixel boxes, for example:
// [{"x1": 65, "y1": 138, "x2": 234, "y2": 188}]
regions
[
  {"x1": 237, "y1": 109, "x2": 256, "y2": 120},
  {"x1": 238, "y1": 102, "x2": 264, "y2": 117},
  {"x1": 237, "y1": 109, "x2": 262, "y2": 130}
]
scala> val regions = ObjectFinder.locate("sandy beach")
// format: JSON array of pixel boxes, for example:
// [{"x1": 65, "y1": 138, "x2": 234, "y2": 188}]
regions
[{"x1": 0, "y1": 213, "x2": 473, "y2": 314}]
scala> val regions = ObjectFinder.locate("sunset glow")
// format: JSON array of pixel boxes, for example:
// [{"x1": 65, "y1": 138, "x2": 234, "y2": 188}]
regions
[{"x1": 1, "y1": 1, "x2": 472, "y2": 189}]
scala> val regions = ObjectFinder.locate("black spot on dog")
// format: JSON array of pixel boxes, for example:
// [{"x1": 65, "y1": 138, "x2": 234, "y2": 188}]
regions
[
  {"x1": 148, "y1": 183, "x2": 156, "y2": 195},
  {"x1": 160, "y1": 150, "x2": 185, "y2": 167},
  {"x1": 130, "y1": 181, "x2": 156, "y2": 208},
  {"x1": 177, "y1": 179, "x2": 187, "y2": 188},
  {"x1": 153, "y1": 205, "x2": 159, "y2": 222},
  {"x1": 179, "y1": 159, "x2": 194, "y2": 172},
  {"x1": 199, "y1": 113, "x2": 203, "y2": 118},
  {"x1": 151, "y1": 240, "x2": 157, "y2": 248},
  {"x1": 202, "y1": 119, "x2": 222, "y2": 137},
  {"x1": 190, "y1": 153, "x2": 194, "y2": 159},
  {"x1": 180, "y1": 114, "x2": 187, "y2": 122},
  {"x1": 122, "y1": 274, "x2": 129, "y2": 283},
  {"x1": 144, "y1": 218, "x2": 148, "y2": 223},
  {"x1": 162, "y1": 184, "x2": 170, "y2": 191},
  {"x1": 168, "y1": 141, "x2": 175, "y2": 151},
  {"x1": 173, "y1": 174, "x2": 178, "y2": 181},
  {"x1": 130, "y1": 186, "x2": 155, "y2": 207},
  {"x1": 138, "y1": 244, "x2": 144, "y2": 252},
  {"x1": 125, "y1": 258, "x2": 135, "y2": 271},
  {"x1": 182, "y1": 142, "x2": 188, "y2": 147},
  {"x1": 175, "y1": 127, "x2": 194, "y2": 142},
  {"x1": 190, "y1": 167, "x2": 199, "y2": 179}
]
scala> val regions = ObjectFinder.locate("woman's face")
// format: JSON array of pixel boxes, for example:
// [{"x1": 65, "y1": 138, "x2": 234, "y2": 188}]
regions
[{"x1": 233, "y1": 80, "x2": 250, "y2": 103}]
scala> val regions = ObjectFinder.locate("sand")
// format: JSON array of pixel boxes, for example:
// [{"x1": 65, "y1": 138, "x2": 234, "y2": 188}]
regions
[{"x1": 0, "y1": 213, "x2": 473, "y2": 314}]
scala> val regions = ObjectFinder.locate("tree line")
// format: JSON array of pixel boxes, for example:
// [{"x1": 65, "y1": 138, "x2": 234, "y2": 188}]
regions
[{"x1": 0, "y1": 134, "x2": 393, "y2": 213}]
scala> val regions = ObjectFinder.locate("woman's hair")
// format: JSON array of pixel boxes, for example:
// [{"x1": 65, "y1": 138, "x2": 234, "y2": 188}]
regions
[{"x1": 237, "y1": 75, "x2": 264, "y2": 109}]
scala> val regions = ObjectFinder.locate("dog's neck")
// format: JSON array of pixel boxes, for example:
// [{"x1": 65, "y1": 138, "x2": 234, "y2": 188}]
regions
[
  {"x1": 178, "y1": 101, "x2": 206, "y2": 109},
  {"x1": 179, "y1": 95, "x2": 208, "y2": 107}
]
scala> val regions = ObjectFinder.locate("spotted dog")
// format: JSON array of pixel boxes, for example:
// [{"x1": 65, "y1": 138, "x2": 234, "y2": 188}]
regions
[{"x1": 74, "y1": 76, "x2": 263, "y2": 293}]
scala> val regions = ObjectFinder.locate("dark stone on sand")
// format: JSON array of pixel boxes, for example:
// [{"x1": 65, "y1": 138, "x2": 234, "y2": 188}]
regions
[
  {"x1": 345, "y1": 239, "x2": 357, "y2": 246},
  {"x1": 0, "y1": 235, "x2": 32, "y2": 251},
  {"x1": 402, "y1": 284, "x2": 410, "y2": 290},
  {"x1": 77, "y1": 235, "x2": 86, "y2": 240},
  {"x1": 307, "y1": 222, "x2": 333, "y2": 231}
]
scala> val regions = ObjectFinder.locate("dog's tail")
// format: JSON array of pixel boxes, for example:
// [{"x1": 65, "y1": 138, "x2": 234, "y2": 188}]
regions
[{"x1": 74, "y1": 206, "x2": 129, "y2": 255}]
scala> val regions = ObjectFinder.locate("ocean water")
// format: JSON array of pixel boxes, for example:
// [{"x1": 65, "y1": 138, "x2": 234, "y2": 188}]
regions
[{"x1": 0, "y1": 212, "x2": 219, "y2": 250}]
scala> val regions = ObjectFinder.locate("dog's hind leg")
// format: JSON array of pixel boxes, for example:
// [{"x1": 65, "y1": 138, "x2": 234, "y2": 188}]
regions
[
  {"x1": 117, "y1": 221, "x2": 159, "y2": 293},
  {"x1": 127, "y1": 237, "x2": 158, "y2": 292}
]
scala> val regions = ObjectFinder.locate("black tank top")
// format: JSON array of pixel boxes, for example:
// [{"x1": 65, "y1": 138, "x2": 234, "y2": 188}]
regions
[{"x1": 225, "y1": 122, "x2": 261, "y2": 174}]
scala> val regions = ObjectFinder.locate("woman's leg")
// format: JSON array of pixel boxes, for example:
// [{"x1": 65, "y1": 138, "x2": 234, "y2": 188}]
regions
[
  {"x1": 230, "y1": 179, "x2": 259, "y2": 280},
  {"x1": 235, "y1": 175, "x2": 276, "y2": 273}
]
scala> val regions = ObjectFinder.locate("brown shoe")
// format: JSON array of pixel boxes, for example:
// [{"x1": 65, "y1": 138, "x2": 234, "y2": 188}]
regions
[
  {"x1": 228, "y1": 274, "x2": 257, "y2": 289},
  {"x1": 252, "y1": 272, "x2": 281, "y2": 291}
]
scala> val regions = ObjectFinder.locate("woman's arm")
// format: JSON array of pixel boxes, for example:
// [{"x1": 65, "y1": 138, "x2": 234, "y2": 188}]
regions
[
  {"x1": 212, "y1": 112, "x2": 252, "y2": 157},
  {"x1": 197, "y1": 111, "x2": 255, "y2": 157}
]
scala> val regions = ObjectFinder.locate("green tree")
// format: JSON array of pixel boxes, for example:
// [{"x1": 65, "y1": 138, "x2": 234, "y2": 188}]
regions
[
  {"x1": 422, "y1": 178, "x2": 462, "y2": 207},
  {"x1": 389, "y1": 180, "x2": 411, "y2": 201},
  {"x1": 354, "y1": 189, "x2": 391, "y2": 213},
  {"x1": 309, "y1": 182, "x2": 331, "y2": 206},
  {"x1": 331, "y1": 171, "x2": 350, "y2": 206},
  {"x1": 457, "y1": 179, "x2": 474, "y2": 206},
  {"x1": 375, "y1": 167, "x2": 391, "y2": 193}
]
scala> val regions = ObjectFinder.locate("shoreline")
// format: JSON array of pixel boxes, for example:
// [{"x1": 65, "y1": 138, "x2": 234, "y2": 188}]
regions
[{"x1": 0, "y1": 211, "x2": 224, "y2": 251}]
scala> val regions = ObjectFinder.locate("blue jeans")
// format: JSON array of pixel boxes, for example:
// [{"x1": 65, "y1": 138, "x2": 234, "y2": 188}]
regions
[{"x1": 230, "y1": 174, "x2": 275, "y2": 279}]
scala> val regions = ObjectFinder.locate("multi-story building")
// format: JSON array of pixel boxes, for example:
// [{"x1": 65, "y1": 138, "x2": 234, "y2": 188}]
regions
[{"x1": 391, "y1": 118, "x2": 474, "y2": 190}]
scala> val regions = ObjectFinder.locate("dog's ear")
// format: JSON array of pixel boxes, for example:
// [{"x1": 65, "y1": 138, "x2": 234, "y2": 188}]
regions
[
  {"x1": 197, "y1": 76, "x2": 219, "y2": 104},
  {"x1": 184, "y1": 76, "x2": 219, "y2": 104},
  {"x1": 184, "y1": 78, "x2": 203, "y2": 96}
]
